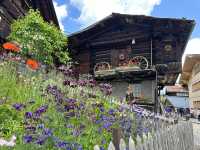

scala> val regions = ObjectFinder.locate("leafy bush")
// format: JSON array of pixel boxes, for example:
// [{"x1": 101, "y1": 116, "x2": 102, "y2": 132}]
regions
[{"x1": 8, "y1": 9, "x2": 70, "y2": 66}]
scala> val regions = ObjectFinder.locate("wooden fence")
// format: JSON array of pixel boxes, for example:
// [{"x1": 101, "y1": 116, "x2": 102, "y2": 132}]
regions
[{"x1": 94, "y1": 121, "x2": 194, "y2": 150}]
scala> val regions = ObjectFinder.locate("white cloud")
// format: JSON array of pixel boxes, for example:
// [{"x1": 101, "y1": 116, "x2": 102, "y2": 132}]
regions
[
  {"x1": 70, "y1": 0, "x2": 161, "y2": 26},
  {"x1": 182, "y1": 38, "x2": 200, "y2": 63},
  {"x1": 53, "y1": 1, "x2": 68, "y2": 31}
]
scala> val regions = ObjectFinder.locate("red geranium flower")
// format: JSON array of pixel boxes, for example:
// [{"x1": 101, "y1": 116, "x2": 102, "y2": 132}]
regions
[
  {"x1": 26, "y1": 59, "x2": 39, "y2": 70},
  {"x1": 3, "y1": 42, "x2": 20, "y2": 52}
]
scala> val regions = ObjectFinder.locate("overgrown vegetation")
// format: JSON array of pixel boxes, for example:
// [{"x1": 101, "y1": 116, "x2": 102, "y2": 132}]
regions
[
  {"x1": 0, "y1": 59, "x2": 136, "y2": 150},
  {"x1": 8, "y1": 9, "x2": 70, "y2": 66}
]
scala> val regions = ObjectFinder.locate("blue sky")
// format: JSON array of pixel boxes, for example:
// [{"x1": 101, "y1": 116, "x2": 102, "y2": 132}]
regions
[
  {"x1": 53, "y1": 0, "x2": 200, "y2": 56},
  {"x1": 152, "y1": 0, "x2": 200, "y2": 38}
]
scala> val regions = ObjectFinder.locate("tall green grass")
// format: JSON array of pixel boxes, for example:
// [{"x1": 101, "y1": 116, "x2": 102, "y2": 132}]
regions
[{"x1": 0, "y1": 61, "x2": 66, "y2": 149}]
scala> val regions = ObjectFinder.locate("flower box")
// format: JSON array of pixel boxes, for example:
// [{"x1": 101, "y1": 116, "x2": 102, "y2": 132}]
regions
[
  {"x1": 94, "y1": 69, "x2": 116, "y2": 77},
  {"x1": 115, "y1": 66, "x2": 140, "y2": 72}
]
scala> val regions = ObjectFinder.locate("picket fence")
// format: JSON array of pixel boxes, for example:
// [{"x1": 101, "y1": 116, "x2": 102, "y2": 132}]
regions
[{"x1": 94, "y1": 121, "x2": 194, "y2": 150}]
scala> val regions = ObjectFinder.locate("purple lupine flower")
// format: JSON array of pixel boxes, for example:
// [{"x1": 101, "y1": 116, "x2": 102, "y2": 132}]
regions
[
  {"x1": 108, "y1": 109, "x2": 115, "y2": 115},
  {"x1": 65, "y1": 124, "x2": 73, "y2": 128},
  {"x1": 100, "y1": 115, "x2": 107, "y2": 121},
  {"x1": 79, "y1": 102, "x2": 85, "y2": 110},
  {"x1": 143, "y1": 128, "x2": 149, "y2": 134},
  {"x1": 12, "y1": 103, "x2": 25, "y2": 111},
  {"x1": 88, "y1": 79, "x2": 96, "y2": 87},
  {"x1": 100, "y1": 147, "x2": 105, "y2": 150},
  {"x1": 78, "y1": 80, "x2": 87, "y2": 86},
  {"x1": 43, "y1": 128, "x2": 53, "y2": 137},
  {"x1": 25, "y1": 125, "x2": 36, "y2": 132},
  {"x1": 34, "y1": 105, "x2": 48, "y2": 116},
  {"x1": 101, "y1": 139, "x2": 106, "y2": 145},
  {"x1": 25, "y1": 112, "x2": 33, "y2": 118},
  {"x1": 46, "y1": 85, "x2": 60, "y2": 96},
  {"x1": 109, "y1": 116, "x2": 116, "y2": 122},
  {"x1": 65, "y1": 112, "x2": 75, "y2": 118},
  {"x1": 72, "y1": 129, "x2": 80, "y2": 136},
  {"x1": 63, "y1": 79, "x2": 71, "y2": 86},
  {"x1": 99, "y1": 83, "x2": 112, "y2": 95},
  {"x1": 23, "y1": 135, "x2": 33, "y2": 143},
  {"x1": 95, "y1": 120, "x2": 101, "y2": 124},
  {"x1": 99, "y1": 106, "x2": 105, "y2": 112},
  {"x1": 103, "y1": 122, "x2": 112, "y2": 129},
  {"x1": 56, "y1": 141, "x2": 68, "y2": 148},
  {"x1": 35, "y1": 136, "x2": 46, "y2": 145},
  {"x1": 66, "y1": 147, "x2": 73, "y2": 150}
]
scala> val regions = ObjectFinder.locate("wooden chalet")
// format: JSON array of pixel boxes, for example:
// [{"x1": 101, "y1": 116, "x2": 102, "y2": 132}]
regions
[
  {"x1": 0, "y1": 0, "x2": 59, "y2": 43},
  {"x1": 69, "y1": 13, "x2": 195, "y2": 110}
]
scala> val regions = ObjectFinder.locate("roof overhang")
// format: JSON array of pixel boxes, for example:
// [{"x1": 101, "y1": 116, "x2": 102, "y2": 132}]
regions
[
  {"x1": 69, "y1": 13, "x2": 195, "y2": 51},
  {"x1": 180, "y1": 54, "x2": 200, "y2": 84}
]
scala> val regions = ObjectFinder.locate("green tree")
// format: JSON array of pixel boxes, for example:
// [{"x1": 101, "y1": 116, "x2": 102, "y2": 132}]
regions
[{"x1": 8, "y1": 9, "x2": 70, "y2": 66}]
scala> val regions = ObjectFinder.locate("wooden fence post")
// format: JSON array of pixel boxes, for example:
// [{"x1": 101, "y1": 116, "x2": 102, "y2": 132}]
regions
[{"x1": 112, "y1": 128, "x2": 123, "y2": 150}]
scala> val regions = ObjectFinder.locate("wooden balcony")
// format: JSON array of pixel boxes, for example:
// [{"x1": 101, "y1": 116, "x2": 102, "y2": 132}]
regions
[{"x1": 94, "y1": 67, "x2": 156, "y2": 82}]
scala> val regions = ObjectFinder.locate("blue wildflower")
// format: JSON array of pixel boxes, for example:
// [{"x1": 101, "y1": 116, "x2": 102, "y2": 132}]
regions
[
  {"x1": 35, "y1": 136, "x2": 47, "y2": 145},
  {"x1": 34, "y1": 105, "x2": 48, "y2": 116},
  {"x1": 108, "y1": 109, "x2": 115, "y2": 115},
  {"x1": 12, "y1": 103, "x2": 25, "y2": 111},
  {"x1": 99, "y1": 107, "x2": 105, "y2": 112},
  {"x1": 25, "y1": 112, "x2": 33, "y2": 118},
  {"x1": 100, "y1": 147, "x2": 105, "y2": 150},
  {"x1": 56, "y1": 141, "x2": 68, "y2": 148},
  {"x1": 23, "y1": 135, "x2": 33, "y2": 143},
  {"x1": 103, "y1": 122, "x2": 112, "y2": 129},
  {"x1": 43, "y1": 128, "x2": 53, "y2": 136},
  {"x1": 37, "y1": 124, "x2": 45, "y2": 129},
  {"x1": 101, "y1": 139, "x2": 106, "y2": 145},
  {"x1": 95, "y1": 120, "x2": 101, "y2": 124}
]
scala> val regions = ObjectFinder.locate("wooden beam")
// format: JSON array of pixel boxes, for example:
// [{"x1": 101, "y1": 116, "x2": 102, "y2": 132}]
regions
[{"x1": 91, "y1": 37, "x2": 132, "y2": 46}]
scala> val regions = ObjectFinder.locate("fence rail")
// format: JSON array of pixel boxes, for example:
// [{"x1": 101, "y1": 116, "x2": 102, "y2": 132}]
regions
[{"x1": 94, "y1": 121, "x2": 194, "y2": 150}]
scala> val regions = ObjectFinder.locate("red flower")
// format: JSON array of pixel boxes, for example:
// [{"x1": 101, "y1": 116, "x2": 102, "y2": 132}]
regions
[
  {"x1": 3, "y1": 42, "x2": 20, "y2": 52},
  {"x1": 26, "y1": 59, "x2": 39, "y2": 70}
]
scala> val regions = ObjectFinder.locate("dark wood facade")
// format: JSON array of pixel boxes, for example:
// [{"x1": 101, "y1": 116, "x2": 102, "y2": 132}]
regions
[
  {"x1": 69, "y1": 13, "x2": 195, "y2": 86},
  {"x1": 0, "y1": 0, "x2": 59, "y2": 43}
]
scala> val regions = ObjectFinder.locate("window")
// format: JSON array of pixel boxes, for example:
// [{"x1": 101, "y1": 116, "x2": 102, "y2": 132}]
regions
[
  {"x1": 133, "y1": 84, "x2": 142, "y2": 98},
  {"x1": 193, "y1": 101, "x2": 200, "y2": 109},
  {"x1": 176, "y1": 92, "x2": 188, "y2": 97}
]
